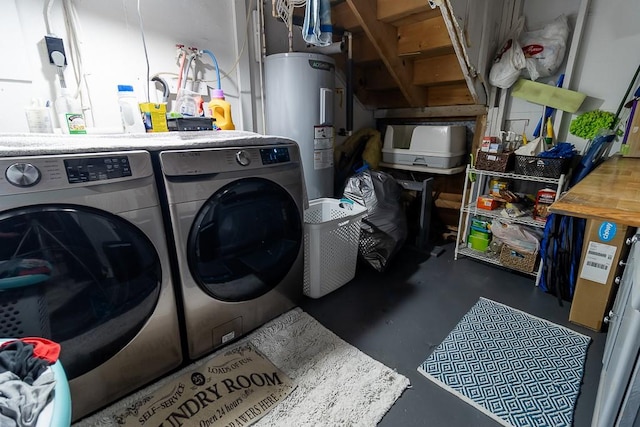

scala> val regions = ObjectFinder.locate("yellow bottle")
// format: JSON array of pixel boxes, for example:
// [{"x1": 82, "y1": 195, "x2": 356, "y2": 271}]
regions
[
  {"x1": 545, "y1": 117, "x2": 554, "y2": 147},
  {"x1": 208, "y1": 89, "x2": 235, "y2": 130}
]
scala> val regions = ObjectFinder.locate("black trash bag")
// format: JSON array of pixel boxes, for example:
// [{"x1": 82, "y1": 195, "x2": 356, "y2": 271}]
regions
[{"x1": 342, "y1": 169, "x2": 407, "y2": 272}]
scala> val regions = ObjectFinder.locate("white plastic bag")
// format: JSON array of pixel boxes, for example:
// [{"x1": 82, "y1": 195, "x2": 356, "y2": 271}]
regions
[
  {"x1": 490, "y1": 219, "x2": 540, "y2": 254},
  {"x1": 489, "y1": 17, "x2": 526, "y2": 89},
  {"x1": 519, "y1": 15, "x2": 570, "y2": 81},
  {"x1": 515, "y1": 136, "x2": 543, "y2": 156}
]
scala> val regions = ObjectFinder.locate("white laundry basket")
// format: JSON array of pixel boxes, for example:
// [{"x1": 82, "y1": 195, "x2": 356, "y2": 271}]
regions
[{"x1": 303, "y1": 198, "x2": 367, "y2": 298}]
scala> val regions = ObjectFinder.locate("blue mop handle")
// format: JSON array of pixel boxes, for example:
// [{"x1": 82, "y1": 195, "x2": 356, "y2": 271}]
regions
[{"x1": 533, "y1": 74, "x2": 565, "y2": 138}]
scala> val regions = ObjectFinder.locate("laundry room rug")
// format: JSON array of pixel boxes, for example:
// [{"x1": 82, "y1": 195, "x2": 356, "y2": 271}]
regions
[
  {"x1": 417, "y1": 297, "x2": 590, "y2": 427},
  {"x1": 75, "y1": 308, "x2": 410, "y2": 427}
]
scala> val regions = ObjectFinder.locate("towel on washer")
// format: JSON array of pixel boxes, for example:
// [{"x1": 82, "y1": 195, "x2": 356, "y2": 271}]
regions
[{"x1": 302, "y1": 0, "x2": 333, "y2": 47}]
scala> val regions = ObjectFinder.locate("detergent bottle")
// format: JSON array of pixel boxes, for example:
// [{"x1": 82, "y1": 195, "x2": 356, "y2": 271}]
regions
[
  {"x1": 55, "y1": 87, "x2": 86, "y2": 134},
  {"x1": 208, "y1": 89, "x2": 235, "y2": 130},
  {"x1": 117, "y1": 85, "x2": 146, "y2": 133}
]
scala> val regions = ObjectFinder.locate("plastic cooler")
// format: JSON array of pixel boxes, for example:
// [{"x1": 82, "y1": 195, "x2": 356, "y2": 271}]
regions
[{"x1": 303, "y1": 198, "x2": 367, "y2": 298}]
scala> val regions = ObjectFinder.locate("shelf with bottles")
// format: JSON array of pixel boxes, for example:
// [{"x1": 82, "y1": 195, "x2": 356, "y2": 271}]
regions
[
  {"x1": 454, "y1": 164, "x2": 565, "y2": 280},
  {"x1": 462, "y1": 202, "x2": 547, "y2": 229}
]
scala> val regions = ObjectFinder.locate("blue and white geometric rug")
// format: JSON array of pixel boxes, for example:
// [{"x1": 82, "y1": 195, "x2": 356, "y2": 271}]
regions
[{"x1": 417, "y1": 297, "x2": 591, "y2": 427}]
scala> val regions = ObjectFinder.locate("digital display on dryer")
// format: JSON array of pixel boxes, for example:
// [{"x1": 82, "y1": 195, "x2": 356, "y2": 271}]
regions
[
  {"x1": 260, "y1": 147, "x2": 290, "y2": 165},
  {"x1": 64, "y1": 156, "x2": 132, "y2": 183}
]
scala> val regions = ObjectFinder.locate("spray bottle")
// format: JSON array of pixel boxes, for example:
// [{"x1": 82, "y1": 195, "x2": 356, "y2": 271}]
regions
[{"x1": 208, "y1": 89, "x2": 235, "y2": 130}]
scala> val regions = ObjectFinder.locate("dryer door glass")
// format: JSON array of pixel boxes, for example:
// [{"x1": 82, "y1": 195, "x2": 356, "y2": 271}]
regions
[
  {"x1": 188, "y1": 177, "x2": 302, "y2": 301},
  {"x1": 0, "y1": 206, "x2": 161, "y2": 380}
]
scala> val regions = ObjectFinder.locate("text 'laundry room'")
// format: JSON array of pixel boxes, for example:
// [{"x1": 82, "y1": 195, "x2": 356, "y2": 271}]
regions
[{"x1": 1, "y1": 1, "x2": 640, "y2": 427}]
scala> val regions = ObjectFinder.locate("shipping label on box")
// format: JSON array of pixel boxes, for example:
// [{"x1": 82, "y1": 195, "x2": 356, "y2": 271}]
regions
[
  {"x1": 570, "y1": 220, "x2": 636, "y2": 331},
  {"x1": 579, "y1": 241, "x2": 617, "y2": 284}
]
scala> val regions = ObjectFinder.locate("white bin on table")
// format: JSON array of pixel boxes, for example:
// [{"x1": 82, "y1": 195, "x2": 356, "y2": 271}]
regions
[{"x1": 303, "y1": 198, "x2": 367, "y2": 298}]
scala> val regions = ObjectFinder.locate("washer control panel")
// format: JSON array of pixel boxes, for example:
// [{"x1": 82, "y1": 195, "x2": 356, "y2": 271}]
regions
[
  {"x1": 5, "y1": 163, "x2": 41, "y2": 187},
  {"x1": 64, "y1": 155, "x2": 132, "y2": 183},
  {"x1": 235, "y1": 150, "x2": 251, "y2": 166},
  {"x1": 0, "y1": 151, "x2": 151, "y2": 195}
]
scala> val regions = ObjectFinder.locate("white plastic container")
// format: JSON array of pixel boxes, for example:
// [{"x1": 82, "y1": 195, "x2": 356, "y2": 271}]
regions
[
  {"x1": 303, "y1": 198, "x2": 367, "y2": 298},
  {"x1": 55, "y1": 88, "x2": 86, "y2": 134},
  {"x1": 25, "y1": 99, "x2": 54, "y2": 133},
  {"x1": 117, "y1": 85, "x2": 146, "y2": 133},
  {"x1": 382, "y1": 125, "x2": 467, "y2": 168}
]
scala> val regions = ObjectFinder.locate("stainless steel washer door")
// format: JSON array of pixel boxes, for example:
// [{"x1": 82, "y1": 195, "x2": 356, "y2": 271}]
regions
[
  {"x1": 187, "y1": 177, "x2": 302, "y2": 301},
  {"x1": 0, "y1": 205, "x2": 162, "y2": 380}
]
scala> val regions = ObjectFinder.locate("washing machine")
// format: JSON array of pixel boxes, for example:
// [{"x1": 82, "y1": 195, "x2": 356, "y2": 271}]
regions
[
  {"x1": 158, "y1": 139, "x2": 304, "y2": 360},
  {"x1": 0, "y1": 149, "x2": 182, "y2": 421}
]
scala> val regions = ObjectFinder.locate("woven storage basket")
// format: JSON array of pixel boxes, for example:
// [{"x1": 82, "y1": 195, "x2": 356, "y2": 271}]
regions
[
  {"x1": 499, "y1": 244, "x2": 537, "y2": 273},
  {"x1": 475, "y1": 151, "x2": 515, "y2": 172},
  {"x1": 514, "y1": 155, "x2": 568, "y2": 178}
]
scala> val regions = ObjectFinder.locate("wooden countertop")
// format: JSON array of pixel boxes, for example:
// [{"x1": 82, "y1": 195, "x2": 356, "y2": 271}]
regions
[{"x1": 549, "y1": 155, "x2": 640, "y2": 227}]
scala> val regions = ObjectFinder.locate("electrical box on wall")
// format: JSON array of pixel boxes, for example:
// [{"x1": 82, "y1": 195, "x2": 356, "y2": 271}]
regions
[
  {"x1": 44, "y1": 36, "x2": 67, "y2": 65},
  {"x1": 167, "y1": 78, "x2": 210, "y2": 96}
]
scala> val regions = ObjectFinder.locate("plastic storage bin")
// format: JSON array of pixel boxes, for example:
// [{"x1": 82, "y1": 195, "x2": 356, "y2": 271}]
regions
[
  {"x1": 303, "y1": 198, "x2": 367, "y2": 298},
  {"x1": 382, "y1": 125, "x2": 467, "y2": 169}
]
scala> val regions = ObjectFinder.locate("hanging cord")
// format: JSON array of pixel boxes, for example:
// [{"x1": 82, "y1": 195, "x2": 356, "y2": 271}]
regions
[
  {"x1": 61, "y1": 0, "x2": 95, "y2": 125},
  {"x1": 136, "y1": 0, "x2": 151, "y2": 102},
  {"x1": 200, "y1": 49, "x2": 222, "y2": 90},
  {"x1": 44, "y1": 0, "x2": 56, "y2": 35},
  {"x1": 151, "y1": 76, "x2": 170, "y2": 103}
]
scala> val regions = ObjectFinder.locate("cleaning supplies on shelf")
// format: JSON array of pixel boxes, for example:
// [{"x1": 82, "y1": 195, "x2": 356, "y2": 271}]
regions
[
  {"x1": 208, "y1": 89, "x2": 235, "y2": 130},
  {"x1": 54, "y1": 88, "x2": 86, "y2": 134},
  {"x1": 117, "y1": 85, "x2": 146, "y2": 134}
]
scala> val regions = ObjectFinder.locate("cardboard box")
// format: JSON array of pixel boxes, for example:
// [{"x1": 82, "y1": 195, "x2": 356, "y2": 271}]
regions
[
  {"x1": 477, "y1": 195, "x2": 500, "y2": 210},
  {"x1": 569, "y1": 219, "x2": 636, "y2": 331}
]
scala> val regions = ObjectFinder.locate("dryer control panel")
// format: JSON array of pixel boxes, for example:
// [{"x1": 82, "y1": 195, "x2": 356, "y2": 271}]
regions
[
  {"x1": 160, "y1": 143, "x2": 299, "y2": 176},
  {"x1": 260, "y1": 147, "x2": 290, "y2": 165}
]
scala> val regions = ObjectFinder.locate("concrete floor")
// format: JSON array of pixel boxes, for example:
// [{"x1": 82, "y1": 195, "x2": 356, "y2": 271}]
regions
[{"x1": 299, "y1": 243, "x2": 606, "y2": 427}]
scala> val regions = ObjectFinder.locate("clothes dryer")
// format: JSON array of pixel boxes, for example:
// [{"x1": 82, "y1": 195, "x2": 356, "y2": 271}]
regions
[
  {"x1": 0, "y1": 150, "x2": 182, "y2": 421},
  {"x1": 158, "y1": 140, "x2": 303, "y2": 360}
]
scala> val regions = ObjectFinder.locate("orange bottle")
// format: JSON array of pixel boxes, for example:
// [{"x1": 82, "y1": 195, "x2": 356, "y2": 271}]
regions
[{"x1": 208, "y1": 89, "x2": 235, "y2": 130}]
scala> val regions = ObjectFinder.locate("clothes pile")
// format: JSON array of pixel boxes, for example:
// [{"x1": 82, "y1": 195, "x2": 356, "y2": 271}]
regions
[{"x1": 0, "y1": 338, "x2": 60, "y2": 427}]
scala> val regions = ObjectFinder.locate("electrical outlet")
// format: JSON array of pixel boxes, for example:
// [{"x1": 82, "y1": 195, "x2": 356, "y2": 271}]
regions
[
  {"x1": 44, "y1": 36, "x2": 67, "y2": 65},
  {"x1": 191, "y1": 80, "x2": 210, "y2": 97},
  {"x1": 167, "y1": 77, "x2": 210, "y2": 96}
]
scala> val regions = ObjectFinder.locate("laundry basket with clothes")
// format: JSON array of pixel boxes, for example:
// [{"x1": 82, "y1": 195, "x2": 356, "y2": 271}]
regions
[{"x1": 0, "y1": 338, "x2": 71, "y2": 427}]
